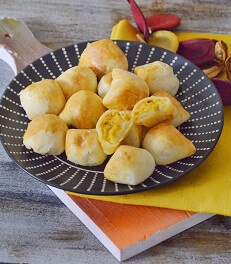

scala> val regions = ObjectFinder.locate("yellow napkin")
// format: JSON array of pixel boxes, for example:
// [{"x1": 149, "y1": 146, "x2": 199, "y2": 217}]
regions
[{"x1": 68, "y1": 21, "x2": 231, "y2": 217}]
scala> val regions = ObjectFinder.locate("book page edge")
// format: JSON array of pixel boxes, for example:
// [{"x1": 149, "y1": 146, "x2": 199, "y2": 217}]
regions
[{"x1": 48, "y1": 186, "x2": 214, "y2": 262}]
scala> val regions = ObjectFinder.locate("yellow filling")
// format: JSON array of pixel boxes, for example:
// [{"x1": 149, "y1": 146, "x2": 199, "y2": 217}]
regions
[
  {"x1": 133, "y1": 99, "x2": 162, "y2": 118},
  {"x1": 101, "y1": 112, "x2": 130, "y2": 143}
]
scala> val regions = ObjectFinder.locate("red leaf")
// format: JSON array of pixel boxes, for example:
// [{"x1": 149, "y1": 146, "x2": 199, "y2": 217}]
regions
[
  {"x1": 178, "y1": 39, "x2": 216, "y2": 66},
  {"x1": 127, "y1": 0, "x2": 151, "y2": 42},
  {"x1": 146, "y1": 14, "x2": 181, "y2": 31},
  {"x1": 212, "y1": 78, "x2": 231, "y2": 106}
]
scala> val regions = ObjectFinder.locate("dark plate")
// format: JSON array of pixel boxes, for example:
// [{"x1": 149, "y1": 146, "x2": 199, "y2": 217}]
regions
[{"x1": 0, "y1": 40, "x2": 224, "y2": 195}]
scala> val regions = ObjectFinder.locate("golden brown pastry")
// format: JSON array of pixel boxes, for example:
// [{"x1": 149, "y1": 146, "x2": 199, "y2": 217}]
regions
[
  {"x1": 132, "y1": 95, "x2": 176, "y2": 127},
  {"x1": 97, "y1": 72, "x2": 112, "y2": 99},
  {"x1": 96, "y1": 109, "x2": 133, "y2": 155},
  {"x1": 142, "y1": 123, "x2": 196, "y2": 165},
  {"x1": 19, "y1": 79, "x2": 66, "y2": 120},
  {"x1": 122, "y1": 124, "x2": 142, "y2": 148},
  {"x1": 23, "y1": 114, "x2": 68, "y2": 155},
  {"x1": 78, "y1": 39, "x2": 128, "y2": 79},
  {"x1": 103, "y1": 69, "x2": 149, "y2": 110},
  {"x1": 104, "y1": 145, "x2": 155, "y2": 185},
  {"x1": 154, "y1": 91, "x2": 190, "y2": 127},
  {"x1": 56, "y1": 66, "x2": 97, "y2": 100},
  {"x1": 134, "y1": 61, "x2": 180, "y2": 96},
  {"x1": 65, "y1": 129, "x2": 107, "y2": 166},
  {"x1": 59, "y1": 90, "x2": 106, "y2": 129}
]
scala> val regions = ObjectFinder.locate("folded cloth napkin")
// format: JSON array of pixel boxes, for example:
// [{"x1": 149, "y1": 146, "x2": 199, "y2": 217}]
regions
[{"x1": 68, "y1": 22, "x2": 231, "y2": 217}]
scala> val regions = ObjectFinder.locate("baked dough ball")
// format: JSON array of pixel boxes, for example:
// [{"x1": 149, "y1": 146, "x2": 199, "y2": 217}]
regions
[
  {"x1": 104, "y1": 145, "x2": 155, "y2": 185},
  {"x1": 154, "y1": 91, "x2": 190, "y2": 127},
  {"x1": 96, "y1": 109, "x2": 133, "y2": 155},
  {"x1": 19, "y1": 79, "x2": 66, "y2": 120},
  {"x1": 103, "y1": 69, "x2": 149, "y2": 110},
  {"x1": 56, "y1": 66, "x2": 97, "y2": 100},
  {"x1": 78, "y1": 39, "x2": 128, "y2": 79},
  {"x1": 122, "y1": 124, "x2": 142, "y2": 148},
  {"x1": 59, "y1": 90, "x2": 106, "y2": 129},
  {"x1": 142, "y1": 123, "x2": 196, "y2": 165},
  {"x1": 97, "y1": 72, "x2": 112, "y2": 99},
  {"x1": 23, "y1": 114, "x2": 68, "y2": 155},
  {"x1": 134, "y1": 61, "x2": 180, "y2": 96},
  {"x1": 132, "y1": 95, "x2": 176, "y2": 127},
  {"x1": 65, "y1": 129, "x2": 107, "y2": 166}
]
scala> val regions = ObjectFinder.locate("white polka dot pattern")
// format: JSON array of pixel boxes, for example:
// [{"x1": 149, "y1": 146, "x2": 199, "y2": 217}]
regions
[
  {"x1": 30, "y1": 64, "x2": 44, "y2": 79},
  {"x1": 170, "y1": 56, "x2": 178, "y2": 66},
  {"x1": 50, "y1": 52, "x2": 63, "y2": 73},
  {"x1": 87, "y1": 173, "x2": 98, "y2": 191},
  {"x1": 21, "y1": 70, "x2": 34, "y2": 83},
  {"x1": 74, "y1": 44, "x2": 80, "y2": 59},
  {"x1": 13, "y1": 78, "x2": 25, "y2": 89},
  {"x1": 39, "y1": 58, "x2": 56, "y2": 79},
  {"x1": 124, "y1": 42, "x2": 130, "y2": 56},
  {"x1": 176, "y1": 76, "x2": 205, "y2": 98},
  {"x1": 60, "y1": 170, "x2": 79, "y2": 186},
  {"x1": 131, "y1": 44, "x2": 143, "y2": 72},
  {"x1": 2, "y1": 95, "x2": 23, "y2": 107},
  {"x1": 73, "y1": 172, "x2": 88, "y2": 189},
  {"x1": 145, "y1": 47, "x2": 155, "y2": 64},
  {"x1": 62, "y1": 48, "x2": 72, "y2": 68},
  {"x1": 0, "y1": 41, "x2": 223, "y2": 195},
  {"x1": 159, "y1": 51, "x2": 167, "y2": 62},
  {"x1": 101, "y1": 177, "x2": 107, "y2": 192}
]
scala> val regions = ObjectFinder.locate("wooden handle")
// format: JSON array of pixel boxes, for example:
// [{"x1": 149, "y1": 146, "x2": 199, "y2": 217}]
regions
[{"x1": 0, "y1": 17, "x2": 51, "y2": 72}]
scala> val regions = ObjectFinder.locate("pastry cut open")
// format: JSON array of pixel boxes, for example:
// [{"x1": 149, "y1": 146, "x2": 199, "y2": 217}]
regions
[
  {"x1": 96, "y1": 109, "x2": 133, "y2": 155},
  {"x1": 132, "y1": 95, "x2": 176, "y2": 127}
]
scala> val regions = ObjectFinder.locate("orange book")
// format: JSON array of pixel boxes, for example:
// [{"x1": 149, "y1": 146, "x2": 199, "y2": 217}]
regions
[{"x1": 49, "y1": 186, "x2": 213, "y2": 261}]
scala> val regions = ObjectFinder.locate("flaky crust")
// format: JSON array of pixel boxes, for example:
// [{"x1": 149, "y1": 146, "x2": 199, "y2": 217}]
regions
[
  {"x1": 19, "y1": 79, "x2": 66, "y2": 120},
  {"x1": 134, "y1": 61, "x2": 180, "y2": 96},
  {"x1": 23, "y1": 114, "x2": 68, "y2": 155},
  {"x1": 56, "y1": 66, "x2": 97, "y2": 100},
  {"x1": 65, "y1": 129, "x2": 107, "y2": 166},
  {"x1": 78, "y1": 39, "x2": 128, "y2": 79},
  {"x1": 154, "y1": 91, "x2": 190, "y2": 127},
  {"x1": 59, "y1": 90, "x2": 106, "y2": 129},
  {"x1": 142, "y1": 123, "x2": 196, "y2": 165},
  {"x1": 104, "y1": 145, "x2": 155, "y2": 185},
  {"x1": 103, "y1": 69, "x2": 149, "y2": 110}
]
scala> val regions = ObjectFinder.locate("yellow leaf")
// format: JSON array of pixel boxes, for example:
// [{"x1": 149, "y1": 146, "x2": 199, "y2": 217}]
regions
[
  {"x1": 110, "y1": 19, "x2": 140, "y2": 42},
  {"x1": 148, "y1": 30, "x2": 179, "y2": 53}
]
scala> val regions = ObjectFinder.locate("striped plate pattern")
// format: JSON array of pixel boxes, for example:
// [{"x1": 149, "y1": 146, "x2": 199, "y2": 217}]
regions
[{"x1": 0, "y1": 41, "x2": 224, "y2": 195}]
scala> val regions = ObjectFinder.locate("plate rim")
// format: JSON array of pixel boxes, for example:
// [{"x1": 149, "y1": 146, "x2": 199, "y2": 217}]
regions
[{"x1": 0, "y1": 40, "x2": 225, "y2": 195}]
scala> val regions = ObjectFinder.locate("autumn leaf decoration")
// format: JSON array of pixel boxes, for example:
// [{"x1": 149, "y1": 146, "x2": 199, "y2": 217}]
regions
[
  {"x1": 126, "y1": 0, "x2": 231, "y2": 105},
  {"x1": 178, "y1": 39, "x2": 231, "y2": 105},
  {"x1": 203, "y1": 41, "x2": 230, "y2": 80},
  {"x1": 127, "y1": 0, "x2": 181, "y2": 42}
]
